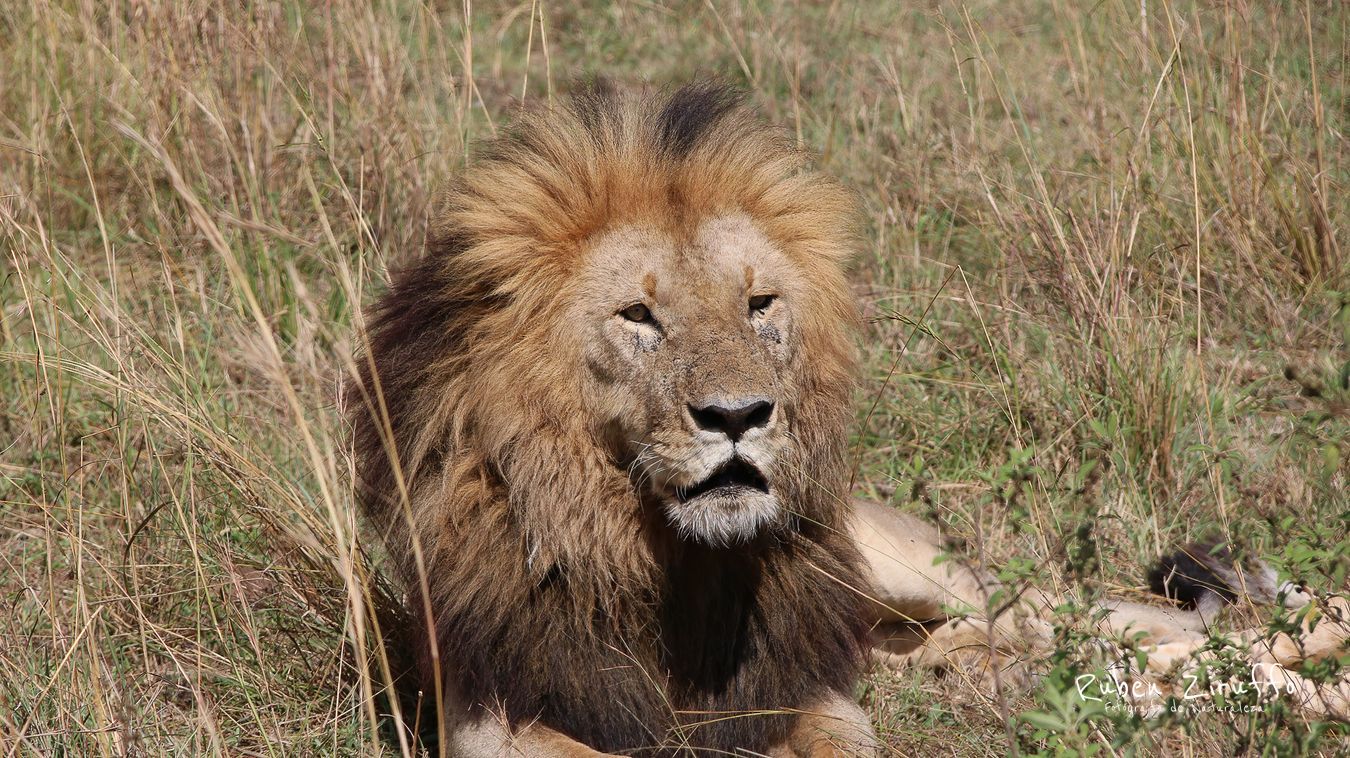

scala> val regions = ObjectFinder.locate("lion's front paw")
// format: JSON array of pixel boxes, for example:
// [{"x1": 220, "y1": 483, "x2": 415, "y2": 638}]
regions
[
  {"x1": 794, "y1": 735, "x2": 880, "y2": 758},
  {"x1": 786, "y1": 695, "x2": 882, "y2": 758}
]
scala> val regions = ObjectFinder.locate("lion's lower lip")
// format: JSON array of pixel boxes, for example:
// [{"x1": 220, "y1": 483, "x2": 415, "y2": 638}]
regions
[{"x1": 677, "y1": 458, "x2": 769, "y2": 503}]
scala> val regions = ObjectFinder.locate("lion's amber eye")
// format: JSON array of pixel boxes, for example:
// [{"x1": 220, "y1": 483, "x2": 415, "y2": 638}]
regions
[
  {"x1": 748, "y1": 294, "x2": 775, "y2": 314},
  {"x1": 620, "y1": 303, "x2": 653, "y2": 323}
]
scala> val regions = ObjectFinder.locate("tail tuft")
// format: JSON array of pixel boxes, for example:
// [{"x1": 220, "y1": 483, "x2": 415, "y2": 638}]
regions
[
  {"x1": 1148, "y1": 541, "x2": 1239, "y2": 616},
  {"x1": 1146, "y1": 540, "x2": 1304, "y2": 618}
]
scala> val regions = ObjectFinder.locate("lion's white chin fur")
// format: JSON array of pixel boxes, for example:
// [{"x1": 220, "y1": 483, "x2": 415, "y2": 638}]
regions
[{"x1": 663, "y1": 490, "x2": 783, "y2": 546}]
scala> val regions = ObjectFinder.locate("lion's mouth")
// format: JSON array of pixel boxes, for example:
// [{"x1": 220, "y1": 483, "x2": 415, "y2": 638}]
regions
[{"x1": 676, "y1": 458, "x2": 769, "y2": 503}]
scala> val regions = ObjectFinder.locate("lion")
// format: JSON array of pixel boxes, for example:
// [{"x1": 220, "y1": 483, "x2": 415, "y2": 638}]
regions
[
  {"x1": 351, "y1": 82, "x2": 876, "y2": 756},
  {"x1": 349, "y1": 83, "x2": 1349, "y2": 757}
]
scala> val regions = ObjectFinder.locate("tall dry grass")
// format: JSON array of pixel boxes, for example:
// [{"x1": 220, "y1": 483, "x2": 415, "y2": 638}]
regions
[{"x1": 1, "y1": 1, "x2": 1345, "y2": 755}]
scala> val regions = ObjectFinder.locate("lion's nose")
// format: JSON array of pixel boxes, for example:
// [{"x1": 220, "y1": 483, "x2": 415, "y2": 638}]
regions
[{"x1": 687, "y1": 397, "x2": 775, "y2": 441}]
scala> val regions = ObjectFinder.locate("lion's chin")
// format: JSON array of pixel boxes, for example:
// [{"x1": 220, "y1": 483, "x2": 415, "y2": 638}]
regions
[{"x1": 663, "y1": 489, "x2": 782, "y2": 546}]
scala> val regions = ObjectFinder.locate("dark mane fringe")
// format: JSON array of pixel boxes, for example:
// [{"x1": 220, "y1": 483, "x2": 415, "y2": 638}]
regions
[
  {"x1": 655, "y1": 80, "x2": 745, "y2": 157},
  {"x1": 348, "y1": 82, "x2": 866, "y2": 755}
]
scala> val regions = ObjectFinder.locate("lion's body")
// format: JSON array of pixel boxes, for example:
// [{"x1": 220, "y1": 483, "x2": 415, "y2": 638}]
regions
[{"x1": 350, "y1": 84, "x2": 874, "y2": 755}]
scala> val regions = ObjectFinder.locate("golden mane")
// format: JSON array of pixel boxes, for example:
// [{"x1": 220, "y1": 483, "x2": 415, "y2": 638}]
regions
[
  {"x1": 353, "y1": 83, "x2": 858, "y2": 576},
  {"x1": 349, "y1": 82, "x2": 868, "y2": 753}
]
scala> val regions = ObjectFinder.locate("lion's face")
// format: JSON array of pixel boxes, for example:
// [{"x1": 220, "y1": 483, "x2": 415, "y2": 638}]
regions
[
  {"x1": 356, "y1": 84, "x2": 859, "y2": 574},
  {"x1": 577, "y1": 213, "x2": 811, "y2": 545}
]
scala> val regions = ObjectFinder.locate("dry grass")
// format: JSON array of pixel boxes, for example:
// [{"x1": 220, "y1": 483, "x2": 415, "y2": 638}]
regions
[{"x1": 1, "y1": 1, "x2": 1346, "y2": 755}]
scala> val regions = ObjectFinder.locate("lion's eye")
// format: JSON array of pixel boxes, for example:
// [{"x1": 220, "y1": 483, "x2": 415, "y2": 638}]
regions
[
  {"x1": 620, "y1": 303, "x2": 653, "y2": 323},
  {"x1": 748, "y1": 294, "x2": 776, "y2": 314}
]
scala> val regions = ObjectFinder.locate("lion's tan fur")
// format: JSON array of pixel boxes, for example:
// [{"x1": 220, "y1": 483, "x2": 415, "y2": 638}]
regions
[{"x1": 350, "y1": 83, "x2": 872, "y2": 755}]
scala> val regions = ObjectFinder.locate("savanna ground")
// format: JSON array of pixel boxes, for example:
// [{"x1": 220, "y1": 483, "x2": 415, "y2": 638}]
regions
[{"x1": 1, "y1": 0, "x2": 1346, "y2": 755}]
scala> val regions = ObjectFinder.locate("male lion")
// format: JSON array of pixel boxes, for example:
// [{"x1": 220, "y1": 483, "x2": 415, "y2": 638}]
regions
[
  {"x1": 353, "y1": 82, "x2": 878, "y2": 756},
  {"x1": 349, "y1": 83, "x2": 1348, "y2": 756}
]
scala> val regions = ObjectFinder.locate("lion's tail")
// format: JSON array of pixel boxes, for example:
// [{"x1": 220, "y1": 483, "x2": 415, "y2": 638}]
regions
[{"x1": 1146, "y1": 540, "x2": 1311, "y2": 619}]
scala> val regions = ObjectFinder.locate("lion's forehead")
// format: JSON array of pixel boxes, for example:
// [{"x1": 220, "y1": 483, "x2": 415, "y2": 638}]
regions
[
  {"x1": 691, "y1": 213, "x2": 785, "y2": 274},
  {"x1": 581, "y1": 213, "x2": 796, "y2": 302}
]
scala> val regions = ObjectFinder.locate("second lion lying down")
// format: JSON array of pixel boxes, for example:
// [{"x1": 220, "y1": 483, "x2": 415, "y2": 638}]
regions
[{"x1": 349, "y1": 83, "x2": 1348, "y2": 756}]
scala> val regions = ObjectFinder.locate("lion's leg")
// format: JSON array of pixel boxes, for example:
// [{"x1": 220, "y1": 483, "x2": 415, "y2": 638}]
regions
[
  {"x1": 1136, "y1": 600, "x2": 1350, "y2": 721},
  {"x1": 450, "y1": 718, "x2": 617, "y2": 758},
  {"x1": 446, "y1": 705, "x2": 618, "y2": 758},
  {"x1": 1095, "y1": 599, "x2": 1206, "y2": 645},
  {"x1": 870, "y1": 616, "x2": 1045, "y2": 689},
  {"x1": 782, "y1": 691, "x2": 881, "y2": 758},
  {"x1": 1252, "y1": 595, "x2": 1350, "y2": 668},
  {"x1": 849, "y1": 498, "x2": 974, "y2": 624},
  {"x1": 850, "y1": 499, "x2": 1050, "y2": 648},
  {"x1": 1220, "y1": 594, "x2": 1350, "y2": 719},
  {"x1": 871, "y1": 617, "x2": 1003, "y2": 666}
]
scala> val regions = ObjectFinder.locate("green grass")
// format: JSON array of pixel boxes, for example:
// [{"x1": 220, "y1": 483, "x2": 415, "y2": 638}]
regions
[{"x1": 1, "y1": 0, "x2": 1346, "y2": 755}]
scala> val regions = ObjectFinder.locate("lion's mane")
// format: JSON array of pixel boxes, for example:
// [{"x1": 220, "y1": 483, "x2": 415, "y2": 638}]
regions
[{"x1": 350, "y1": 83, "x2": 869, "y2": 754}]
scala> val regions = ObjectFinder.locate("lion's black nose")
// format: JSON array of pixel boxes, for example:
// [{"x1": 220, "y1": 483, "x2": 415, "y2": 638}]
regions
[{"x1": 688, "y1": 397, "x2": 775, "y2": 441}]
